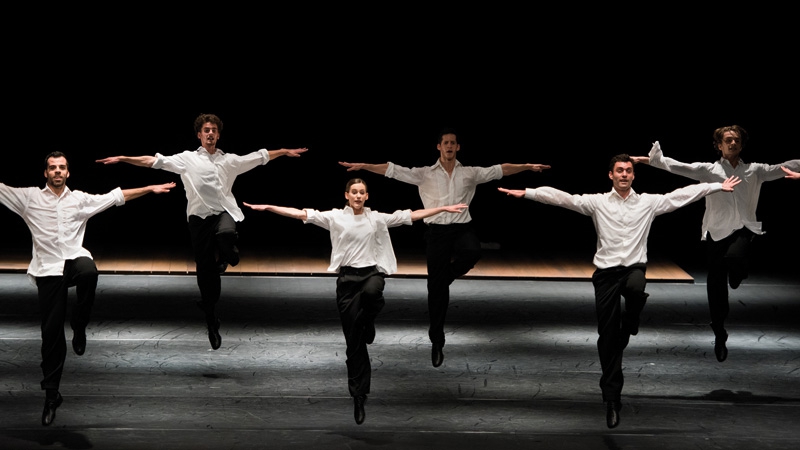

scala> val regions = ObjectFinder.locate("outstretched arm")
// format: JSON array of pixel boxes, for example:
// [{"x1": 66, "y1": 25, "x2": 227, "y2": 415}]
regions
[
  {"x1": 243, "y1": 202, "x2": 308, "y2": 220},
  {"x1": 410, "y1": 203, "x2": 467, "y2": 222},
  {"x1": 782, "y1": 166, "x2": 800, "y2": 180},
  {"x1": 500, "y1": 163, "x2": 551, "y2": 176},
  {"x1": 497, "y1": 187, "x2": 526, "y2": 198},
  {"x1": 267, "y1": 148, "x2": 308, "y2": 160},
  {"x1": 338, "y1": 162, "x2": 389, "y2": 175},
  {"x1": 96, "y1": 155, "x2": 157, "y2": 167},
  {"x1": 122, "y1": 182, "x2": 176, "y2": 202},
  {"x1": 630, "y1": 156, "x2": 650, "y2": 165}
]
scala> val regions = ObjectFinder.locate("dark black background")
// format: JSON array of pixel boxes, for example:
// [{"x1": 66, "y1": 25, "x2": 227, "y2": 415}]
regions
[{"x1": 3, "y1": 8, "x2": 798, "y2": 274}]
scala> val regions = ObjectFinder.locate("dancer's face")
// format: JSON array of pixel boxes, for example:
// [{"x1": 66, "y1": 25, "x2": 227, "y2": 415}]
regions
[
  {"x1": 44, "y1": 156, "x2": 69, "y2": 191},
  {"x1": 345, "y1": 182, "x2": 369, "y2": 214}
]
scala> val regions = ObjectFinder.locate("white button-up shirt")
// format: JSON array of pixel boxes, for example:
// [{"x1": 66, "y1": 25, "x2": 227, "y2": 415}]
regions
[
  {"x1": 0, "y1": 183, "x2": 125, "y2": 284},
  {"x1": 385, "y1": 160, "x2": 502, "y2": 224},
  {"x1": 648, "y1": 141, "x2": 800, "y2": 241},
  {"x1": 524, "y1": 183, "x2": 723, "y2": 269},
  {"x1": 304, "y1": 206, "x2": 412, "y2": 274},
  {"x1": 153, "y1": 147, "x2": 270, "y2": 221}
]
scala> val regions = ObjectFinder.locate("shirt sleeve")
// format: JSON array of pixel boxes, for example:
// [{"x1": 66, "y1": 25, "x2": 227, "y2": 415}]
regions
[
  {"x1": 653, "y1": 182, "x2": 723, "y2": 215},
  {"x1": 81, "y1": 188, "x2": 126, "y2": 219},
  {"x1": 473, "y1": 164, "x2": 503, "y2": 183},
  {"x1": 303, "y1": 209, "x2": 333, "y2": 230},
  {"x1": 647, "y1": 141, "x2": 717, "y2": 182},
  {"x1": 385, "y1": 162, "x2": 426, "y2": 185},
  {"x1": 751, "y1": 159, "x2": 800, "y2": 182},
  {"x1": 0, "y1": 183, "x2": 31, "y2": 216},
  {"x1": 152, "y1": 152, "x2": 187, "y2": 174},
  {"x1": 524, "y1": 186, "x2": 595, "y2": 216},
  {"x1": 228, "y1": 149, "x2": 270, "y2": 175},
  {"x1": 382, "y1": 209, "x2": 413, "y2": 228}
]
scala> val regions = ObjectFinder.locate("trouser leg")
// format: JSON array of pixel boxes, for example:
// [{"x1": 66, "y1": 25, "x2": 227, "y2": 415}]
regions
[
  {"x1": 621, "y1": 266, "x2": 649, "y2": 335},
  {"x1": 65, "y1": 257, "x2": 98, "y2": 334},
  {"x1": 189, "y1": 215, "x2": 221, "y2": 321},
  {"x1": 424, "y1": 223, "x2": 482, "y2": 346},
  {"x1": 215, "y1": 211, "x2": 240, "y2": 267},
  {"x1": 425, "y1": 228, "x2": 453, "y2": 346},
  {"x1": 36, "y1": 276, "x2": 68, "y2": 391},
  {"x1": 450, "y1": 225, "x2": 481, "y2": 280},
  {"x1": 337, "y1": 268, "x2": 385, "y2": 397},
  {"x1": 593, "y1": 264, "x2": 646, "y2": 402},
  {"x1": 725, "y1": 228, "x2": 754, "y2": 288},
  {"x1": 706, "y1": 236, "x2": 731, "y2": 331}
]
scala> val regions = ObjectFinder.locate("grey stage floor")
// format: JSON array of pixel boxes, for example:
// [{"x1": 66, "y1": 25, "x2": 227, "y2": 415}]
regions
[{"x1": 1, "y1": 269, "x2": 799, "y2": 449}]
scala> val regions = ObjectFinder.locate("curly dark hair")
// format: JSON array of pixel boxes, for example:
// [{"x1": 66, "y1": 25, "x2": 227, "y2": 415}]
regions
[{"x1": 194, "y1": 114, "x2": 223, "y2": 133}]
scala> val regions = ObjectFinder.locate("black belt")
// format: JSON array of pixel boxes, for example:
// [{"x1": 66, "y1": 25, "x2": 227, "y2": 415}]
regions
[
  {"x1": 339, "y1": 265, "x2": 377, "y2": 276},
  {"x1": 427, "y1": 222, "x2": 472, "y2": 228}
]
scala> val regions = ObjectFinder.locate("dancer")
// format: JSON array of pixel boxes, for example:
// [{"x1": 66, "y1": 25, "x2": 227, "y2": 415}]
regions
[
  {"x1": 498, "y1": 154, "x2": 740, "y2": 428},
  {"x1": 339, "y1": 127, "x2": 550, "y2": 367},
  {"x1": 97, "y1": 113, "x2": 307, "y2": 350},
  {"x1": 244, "y1": 178, "x2": 466, "y2": 425},
  {"x1": 631, "y1": 125, "x2": 800, "y2": 362},
  {"x1": 1, "y1": 151, "x2": 175, "y2": 426}
]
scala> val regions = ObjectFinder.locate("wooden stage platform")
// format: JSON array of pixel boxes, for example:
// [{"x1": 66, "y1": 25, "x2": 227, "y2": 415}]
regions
[{"x1": 0, "y1": 246, "x2": 695, "y2": 282}]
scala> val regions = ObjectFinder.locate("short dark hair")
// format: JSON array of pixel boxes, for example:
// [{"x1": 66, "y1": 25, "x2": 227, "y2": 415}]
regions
[
  {"x1": 608, "y1": 154, "x2": 633, "y2": 172},
  {"x1": 44, "y1": 151, "x2": 68, "y2": 169},
  {"x1": 194, "y1": 114, "x2": 224, "y2": 133},
  {"x1": 712, "y1": 125, "x2": 748, "y2": 152},
  {"x1": 438, "y1": 127, "x2": 458, "y2": 145}
]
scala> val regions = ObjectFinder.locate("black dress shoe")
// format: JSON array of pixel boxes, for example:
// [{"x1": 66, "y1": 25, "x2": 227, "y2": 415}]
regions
[
  {"x1": 431, "y1": 344, "x2": 444, "y2": 368},
  {"x1": 714, "y1": 330, "x2": 728, "y2": 362},
  {"x1": 208, "y1": 318, "x2": 221, "y2": 350},
  {"x1": 72, "y1": 329, "x2": 86, "y2": 356},
  {"x1": 353, "y1": 395, "x2": 366, "y2": 425},
  {"x1": 42, "y1": 393, "x2": 63, "y2": 426},
  {"x1": 606, "y1": 400, "x2": 621, "y2": 429},
  {"x1": 365, "y1": 321, "x2": 376, "y2": 345}
]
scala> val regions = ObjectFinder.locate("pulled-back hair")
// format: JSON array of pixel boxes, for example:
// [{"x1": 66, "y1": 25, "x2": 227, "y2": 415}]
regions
[
  {"x1": 345, "y1": 178, "x2": 368, "y2": 192},
  {"x1": 194, "y1": 114, "x2": 224, "y2": 133}
]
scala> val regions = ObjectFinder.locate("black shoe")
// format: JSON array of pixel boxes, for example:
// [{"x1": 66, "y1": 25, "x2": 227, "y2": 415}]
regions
[
  {"x1": 714, "y1": 330, "x2": 728, "y2": 362},
  {"x1": 42, "y1": 393, "x2": 63, "y2": 426},
  {"x1": 353, "y1": 395, "x2": 366, "y2": 425},
  {"x1": 606, "y1": 400, "x2": 621, "y2": 429},
  {"x1": 72, "y1": 329, "x2": 86, "y2": 356},
  {"x1": 365, "y1": 321, "x2": 376, "y2": 345},
  {"x1": 431, "y1": 343, "x2": 444, "y2": 368},
  {"x1": 208, "y1": 318, "x2": 221, "y2": 350}
]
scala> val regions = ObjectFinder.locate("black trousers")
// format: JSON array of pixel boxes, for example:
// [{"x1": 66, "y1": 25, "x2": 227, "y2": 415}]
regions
[
  {"x1": 188, "y1": 212, "x2": 238, "y2": 317},
  {"x1": 706, "y1": 228, "x2": 755, "y2": 331},
  {"x1": 591, "y1": 263, "x2": 648, "y2": 403},
  {"x1": 336, "y1": 266, "x2": 385, "y2": 397},
  {"x1": 424, "y1": 223, "x2": 481, "y2": 346},
  {"x1": 35, "y1": 257, "x2": 98, "y2": 391}
]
